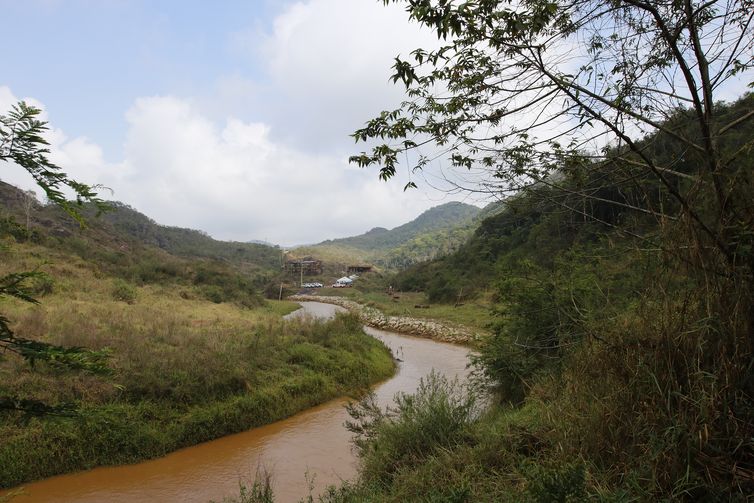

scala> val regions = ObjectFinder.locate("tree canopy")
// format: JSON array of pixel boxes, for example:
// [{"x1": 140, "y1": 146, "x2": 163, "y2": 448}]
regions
[
  {"x1": 352, "y1": 0, "x2": 754, "y2": 275},
  {"x1": 348, "y1": 5, "x2": 754, "y2": 496}
]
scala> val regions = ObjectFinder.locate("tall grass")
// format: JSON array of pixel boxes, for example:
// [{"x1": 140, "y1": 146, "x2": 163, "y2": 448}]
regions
[
  {"x1": 0, "y1": 242, "x2": 394, "y2": 487},
  {"x1": 212, "y1": 470, "x2": 275, "y2": 503},
  {"x1": 346, "y1": 372, "x2": 480, "y2": 485}
]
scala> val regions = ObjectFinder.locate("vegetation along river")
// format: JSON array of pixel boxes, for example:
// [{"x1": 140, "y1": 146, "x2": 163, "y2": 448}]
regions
[{"x1": 7, "y1": 302, "x2": 472, "y2": 503}]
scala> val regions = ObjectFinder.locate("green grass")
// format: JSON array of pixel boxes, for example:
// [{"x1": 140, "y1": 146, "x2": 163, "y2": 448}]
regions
[
  {"x1": 316, "y1": 286, "x2": 494, "y2": 334},
  {"x1": 0, "y1": 241, "x2": 395, "y2": 488},
  {"x1": 261, "y1": 299, "x2": 302, "y2": 317},
  {"x1": 226, "y1": 376, "x2": 591, "y2": 503}
]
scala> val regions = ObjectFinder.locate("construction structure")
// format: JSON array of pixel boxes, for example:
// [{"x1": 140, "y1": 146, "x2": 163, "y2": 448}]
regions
[
  {"x1": 284, "y1": 257, "x2": 323, "y2": 276},
  {"x1": 347, "y1": 265, "x2": 373, "y2": 275}
]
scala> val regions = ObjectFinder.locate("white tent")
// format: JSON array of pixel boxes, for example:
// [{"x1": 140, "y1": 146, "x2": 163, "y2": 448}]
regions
[{"x1": 336, "y1": 277, "x2": 353, "y2": 285}]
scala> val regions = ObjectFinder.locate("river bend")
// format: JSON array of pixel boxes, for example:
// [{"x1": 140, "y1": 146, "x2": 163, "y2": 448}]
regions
[{"x1": 7, "y1": 302, "x2": 471, "y2": 503}]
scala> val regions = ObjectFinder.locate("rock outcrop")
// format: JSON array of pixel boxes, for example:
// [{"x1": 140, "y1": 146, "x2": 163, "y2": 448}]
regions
[{"x1": 288, "y1": 295, "x2": 482, "y2": 345}]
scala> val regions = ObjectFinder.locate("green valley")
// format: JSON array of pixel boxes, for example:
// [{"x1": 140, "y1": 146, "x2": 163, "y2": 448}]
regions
[
  {"x1": 0, "y1": 180, "x2": 395, "y2": 487},
  {"x1": 2, "y1": 1, "x2": 753, "y2": 502},
  {"x1": 295, "y1": 201, "x2": 486, "y2": 270}
]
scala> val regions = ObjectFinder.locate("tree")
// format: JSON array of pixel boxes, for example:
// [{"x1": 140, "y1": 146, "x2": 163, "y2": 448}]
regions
[
  {"x1": 1, "y1": 101, "x2": 111, "y2": 416},
  {"x1": 351, "y1": 0, "x2": 754, "y2": 279},
  {"x1": 352, "y1": 5, "x2": 754, "y2": 494}
]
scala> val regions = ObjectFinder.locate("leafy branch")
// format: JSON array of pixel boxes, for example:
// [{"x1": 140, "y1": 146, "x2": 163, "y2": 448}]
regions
[{"x1": 1, "y1": 102, "x2": 113, "y2": 417}]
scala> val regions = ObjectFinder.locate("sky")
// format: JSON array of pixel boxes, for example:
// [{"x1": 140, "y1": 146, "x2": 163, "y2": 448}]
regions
[
  {"x1": 2, "y1": 1, "x2": 751, "y2": 247},
  {"x1": 0, "y1": 0, "x2": 467, "y2": 246}
]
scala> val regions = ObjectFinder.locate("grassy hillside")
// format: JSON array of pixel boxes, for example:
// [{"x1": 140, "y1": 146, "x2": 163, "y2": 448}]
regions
[
  {"x1": 0, "y1": 186, "x2": 396, "y2": 487},
  {"x1": 0, "y1": 182, "x2": 286, "y2": 307},
  {"x1": 297, "y1": 202, "x2": 485, "y2": 270}
]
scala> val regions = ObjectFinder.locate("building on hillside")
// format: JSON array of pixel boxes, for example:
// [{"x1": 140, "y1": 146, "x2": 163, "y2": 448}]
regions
[
  {"x1": 335, "y1": 276, "x2": 354, "y2": 286},
  {"x1": 284, "y1": 257, "x2": 323, "y2": 275},
  {"x1": 346, "y1": 265, "x2": 372, "y2": 274}
]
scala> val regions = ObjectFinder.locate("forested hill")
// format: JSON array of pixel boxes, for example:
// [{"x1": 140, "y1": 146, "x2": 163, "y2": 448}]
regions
[
  {"x1": 317, "y1": 201, "x2": 480, "y2": 251},
  {"x1": 97, "y1": 202, "x2": 281, "y2": 268},
  {"x1": 0, "y1": 182, "x2": 282, "y2": 271},
  {"x1": 395, "y1": 94, "x2": 754, "y2": 302}
]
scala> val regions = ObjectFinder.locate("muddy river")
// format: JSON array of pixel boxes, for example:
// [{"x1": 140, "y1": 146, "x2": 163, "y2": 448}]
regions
[{"x1": 6, "y1": 302, "x2": 471, "y2": 503}]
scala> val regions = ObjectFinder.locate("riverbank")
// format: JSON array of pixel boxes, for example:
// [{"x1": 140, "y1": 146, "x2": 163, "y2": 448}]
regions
[
  {"x1": 0, "y1": 298, "x2": 395, "y2": 489},
  {"x1": 3, "y1": 302, "x2": 471, "y2": 503},
  {"x1": 288, "y1": 294, "x2": 484, "y2": 345}
]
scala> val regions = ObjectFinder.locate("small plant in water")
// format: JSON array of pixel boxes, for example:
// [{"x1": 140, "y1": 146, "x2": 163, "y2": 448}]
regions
[{"x1": 213, "y1": 468, "x2": 274, "y2": 503}]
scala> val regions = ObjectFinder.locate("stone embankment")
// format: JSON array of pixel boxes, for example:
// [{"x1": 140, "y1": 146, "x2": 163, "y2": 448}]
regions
[{"x1": 288, "y1": 295, "x2": 482, "y2": 345}]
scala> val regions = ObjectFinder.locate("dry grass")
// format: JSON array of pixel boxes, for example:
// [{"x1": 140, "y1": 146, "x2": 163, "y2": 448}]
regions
[{"x1": 0, "y1": 240, "x2": 394, "y2": 487}]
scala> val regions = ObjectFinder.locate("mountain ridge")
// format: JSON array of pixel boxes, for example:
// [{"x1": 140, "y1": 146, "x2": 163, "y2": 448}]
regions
[{"x1": 315, "y1": 201, "x2": 480, "y2": 252}]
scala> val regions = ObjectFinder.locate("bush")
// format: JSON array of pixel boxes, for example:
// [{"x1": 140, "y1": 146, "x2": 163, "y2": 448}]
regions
[
  {"x1": 28, "y1": 273, "x2": 55, "y2": 297},
  {"x1": 111, "y1": 279, "x2": 137, "y2": 304},
  {"x1": 193, "y1": 264, "x2": 265, "y2": 308},
  {"x1": 263, "y1": 280, "x2": 293, "y2": 300},
  {"x1": 522, "y1": 462, "x2": 586, "y2": 503},
  {"x1": 0, "y1": 216, "x2": 29, "y2": 241},
  {"x1": 346, "y1": 371, "x2": 479, "y2": 484}
]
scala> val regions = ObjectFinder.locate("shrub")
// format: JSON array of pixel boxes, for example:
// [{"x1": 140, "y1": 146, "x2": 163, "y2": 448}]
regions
[
  {"x1": 522, "y1": 462, "x2": 586, "y2": 503},
  {"x1": 28, "y1": 273, "x2": 54, "y2": 297},
  {"x1": 346, "y1": 371, "x2": 479, "y2": 484},
  {"x1": 111, "y1": 279, "x2": 137, "y2": 304}
]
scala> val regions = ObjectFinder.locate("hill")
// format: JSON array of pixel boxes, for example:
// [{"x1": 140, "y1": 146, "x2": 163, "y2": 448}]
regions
[
  {"x1": 96, "y1": 201, "x2": 282, "y2": 269},
  {"x1": 0, "y1": 182, "x2": 282, "y2": 268},
  {"x1": 318, "y1": 201, "x2": 479, "y2": 251},
  {"x1": 296, "y1": 201, "x2": 483, "y2": 270},
  {"x1": 0, "y1": 181, "x2": 284, "y2": 305}
]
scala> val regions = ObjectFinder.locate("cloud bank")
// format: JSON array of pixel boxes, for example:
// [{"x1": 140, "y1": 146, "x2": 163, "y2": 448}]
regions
[
  {"x1": 0, "y1": 1, "x2": 461, "y2": 246},
  {"x1": 1, "y1": 86, "x2": 444, "y2": 246}
]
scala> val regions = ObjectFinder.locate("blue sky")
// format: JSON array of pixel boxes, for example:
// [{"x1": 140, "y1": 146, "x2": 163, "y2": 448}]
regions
[{"x1": 2, "y1": 1, "x2": 281, "y2": 159}]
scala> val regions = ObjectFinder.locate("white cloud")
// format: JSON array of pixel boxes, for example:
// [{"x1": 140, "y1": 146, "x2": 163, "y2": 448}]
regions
[
  {"x1": 2, "y1": 86, "x2": 445, "y2": 246},
  {"x1": 234, "y1": 0, "x2": 439, "y2": 151},
  {"x1": 0, "y1": 2, "x2": 472, "y2": 247},
  {"x1": 111, "y1": 95, "x2": 437, "y2": 246}
]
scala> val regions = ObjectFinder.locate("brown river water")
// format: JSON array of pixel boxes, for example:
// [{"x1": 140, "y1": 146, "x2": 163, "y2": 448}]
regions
[{"x1": 4, "y1": 302, "x2": 471, "y2": 503}]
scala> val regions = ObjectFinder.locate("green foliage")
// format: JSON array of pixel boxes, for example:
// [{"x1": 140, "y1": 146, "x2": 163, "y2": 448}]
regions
[
  {"x1": 1, "y1": 101, "x2": 113, "y2": 417},
  {"x1": 346, "y1": 372, "x2": 478, "y2": 484},
  {"x1": 522, "y1": 462, "x2": 586, "y2": 503},
  {"x1": 26, "y1": 272, "x2": 54, "y2": 297},
  {"x1": 111, "y1": 279, "x2": 137, "y2": 304},
  {"x1": 0, "y1": 215, "x2": 29, "y2": 242},
  {"x1": 0, "y1": 312, "x2": 394, "y2": 487},
  {"x1": 0, "y1": 102, "x2": 108, "y2": 223},
  {"x1": 193, "y1": 263, "x2": 265, "y2": 308}
]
